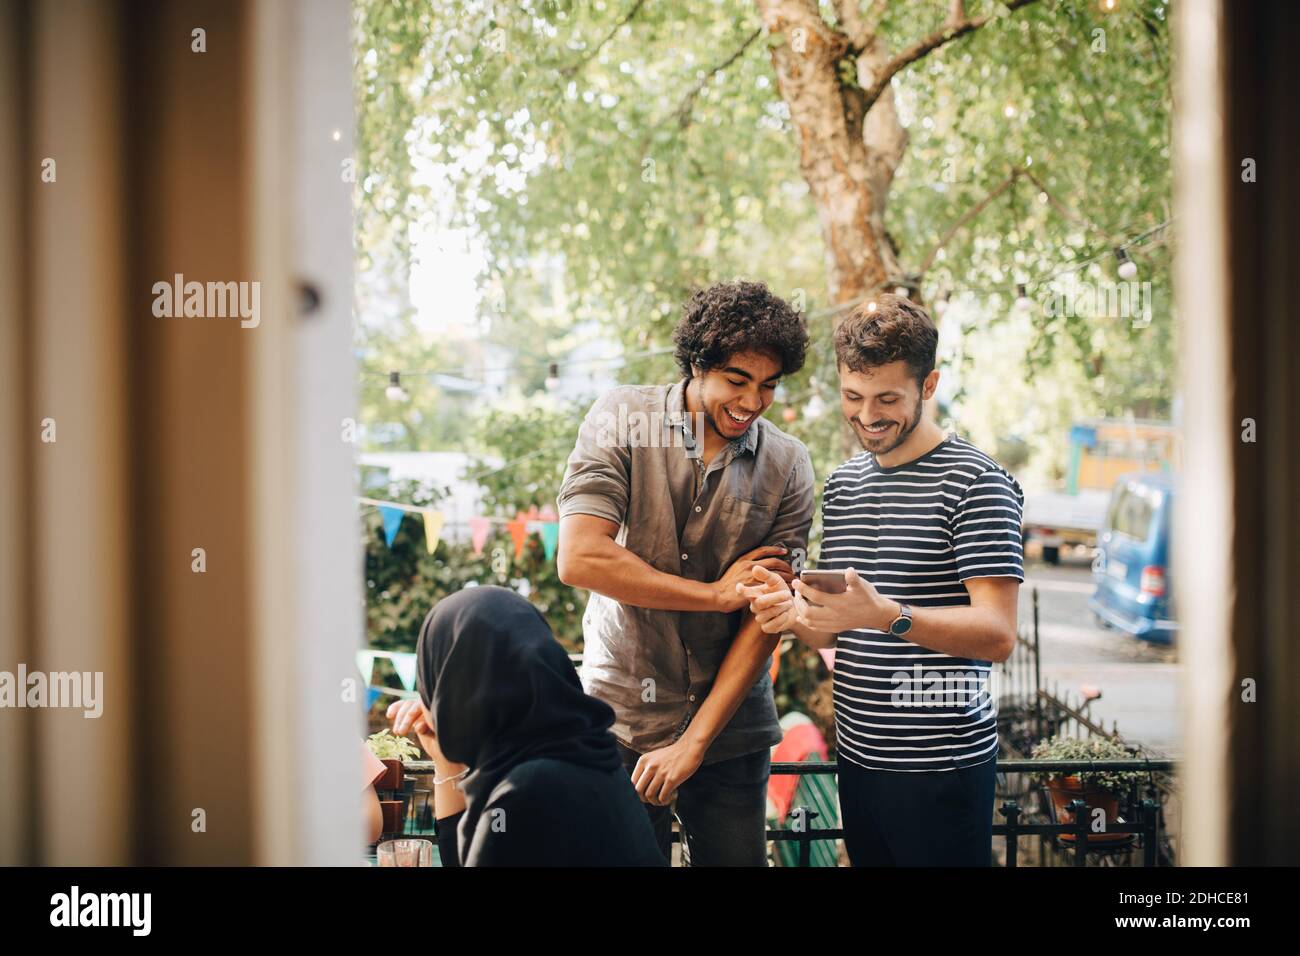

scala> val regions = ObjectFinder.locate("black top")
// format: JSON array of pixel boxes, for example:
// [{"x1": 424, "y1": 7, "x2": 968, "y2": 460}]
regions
[
  {"x1": 436, "y1": 760, "x2": 665, "y2": 867},
  {"x1": 417, "y1": 586, "x2": 665, "y2": 867}
]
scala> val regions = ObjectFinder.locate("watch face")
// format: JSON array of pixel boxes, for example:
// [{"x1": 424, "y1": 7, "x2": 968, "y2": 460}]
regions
[{"x1": 890, "y1": 616, "x2": 912, "y2": 636}]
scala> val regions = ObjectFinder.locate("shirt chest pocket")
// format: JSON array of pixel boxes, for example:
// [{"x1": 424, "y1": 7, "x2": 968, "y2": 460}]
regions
[{"x1": 718, "y1": 494, "x2": 775, "y2": 555}]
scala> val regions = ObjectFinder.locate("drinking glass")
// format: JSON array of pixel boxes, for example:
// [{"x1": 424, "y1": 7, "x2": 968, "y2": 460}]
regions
[{"x1": 377, "y1": 838, "x2": 433, "y2": 867}]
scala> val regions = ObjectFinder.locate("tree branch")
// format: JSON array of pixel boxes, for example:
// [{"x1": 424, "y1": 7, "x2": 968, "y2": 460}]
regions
[
  {"x1": 864, "y1": 0, "x2": 891, "y2": 33},
  {"x1": 856, "y1": 0, "x2": 1042, "y2": 114},
  {"x1": 918, "y1": 167, "x2": 1023, "y2": 277},
  {"x1": 559, "y1": 0, "x2": 647, "y2": 78},
  {"x1": 833, "y1": 0, "x2": 872, "y2": 49},
  {"x1": 1021, "y1": 167, "x2": 1113, "y2": 244},
  {"x1": 667, "y1": 27, "x2": 765, "y2": 130}
]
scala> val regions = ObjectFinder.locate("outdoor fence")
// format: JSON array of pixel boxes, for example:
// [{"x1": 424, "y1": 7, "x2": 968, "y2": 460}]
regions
[
  {"x1": 395, "y1": 588, "x2": 1180, "y2": 866},
  {"x1": 400, "y1": 756, "x2": 1176, "y2": 867}
]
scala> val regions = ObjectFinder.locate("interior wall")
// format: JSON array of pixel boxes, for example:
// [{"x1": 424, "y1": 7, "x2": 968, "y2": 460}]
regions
[
  {"x1": 1220, "y1": 0, "x2": 1300, "y2": 866},
  {"x1": 0, "y1": 0, "x2": 359, "y2": 866}
]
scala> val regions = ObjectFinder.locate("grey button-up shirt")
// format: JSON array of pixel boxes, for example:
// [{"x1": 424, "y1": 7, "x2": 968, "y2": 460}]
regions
[{"x1": 557, "y1": 379, "x2": 815, "y2": 764}]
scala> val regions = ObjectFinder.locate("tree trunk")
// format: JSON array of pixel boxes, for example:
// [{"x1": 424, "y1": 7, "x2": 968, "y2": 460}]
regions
[{"x1": 755, "y1": 0, "x2": 907, "y2": 309}]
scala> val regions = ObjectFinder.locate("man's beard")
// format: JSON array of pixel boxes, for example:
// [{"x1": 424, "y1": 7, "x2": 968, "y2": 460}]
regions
[{"x1": 853, "y1": 397, "x2": 923, "y2": 454}]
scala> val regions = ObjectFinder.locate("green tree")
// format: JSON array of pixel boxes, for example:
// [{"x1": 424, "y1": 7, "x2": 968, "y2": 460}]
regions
[{"x1": 354, "y1": 1, "x2": 1172, "y2": 405}]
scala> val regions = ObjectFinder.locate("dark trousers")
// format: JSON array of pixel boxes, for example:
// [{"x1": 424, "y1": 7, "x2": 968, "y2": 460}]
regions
[
  {"x1": 836, "y1": 756, "x2": 996, "y2": 866},
  {"x1": 617, "y1": 743, "x2": 770, "y2": 867}
]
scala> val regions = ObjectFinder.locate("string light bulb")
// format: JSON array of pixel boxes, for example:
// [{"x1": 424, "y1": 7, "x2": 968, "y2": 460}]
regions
[
  {"x1": 1115, "y1": 247, "x2": 1138, "y2": 280},
  {"x1": 385, "y1": 371, "x2": 407, "y2": 402},
  {"x1": 1015, "y1": 283, "x2": 1031, "y2": 311},
  {"x1": 544, "y1": 363, "x2": 561, "y2": 392}
]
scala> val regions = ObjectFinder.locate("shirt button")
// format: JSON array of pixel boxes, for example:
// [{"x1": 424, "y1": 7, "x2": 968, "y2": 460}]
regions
[
  {"x1": 681, "y1": 553, "x2": 689, "y2": 561},
  {"x1": 689, "y1": 695, "x2": 697, "y2": 702},
  {"x1": 694, "y1": 505, "x2": 702, "y2": 513}
]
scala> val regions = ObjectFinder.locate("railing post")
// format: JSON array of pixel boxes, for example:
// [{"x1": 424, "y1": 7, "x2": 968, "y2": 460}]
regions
[
  {"x1": 1141, "y1": 799, "x2": 1158, "y2": 866},
  {"x1": 1032, "y1": 587, "x2": 1042, "y2": 741},
  {"x1": 1071, "y1": 798, "x2": 1089, "y2": 866},
  {"x1": 795, "y1": 807, "x2": 819, "y2": 867},
  {"x1": 1000, "y1": 800, "x2": 1021, "y2": 868}
]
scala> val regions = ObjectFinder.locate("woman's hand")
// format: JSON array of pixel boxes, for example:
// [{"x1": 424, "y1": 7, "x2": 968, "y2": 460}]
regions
[
  {"x1": 386, "y1": 697, "x2": 442, "y2": 764},
  {"x1": 388, "y1": 697, "x2": 468, "y2": 820}
]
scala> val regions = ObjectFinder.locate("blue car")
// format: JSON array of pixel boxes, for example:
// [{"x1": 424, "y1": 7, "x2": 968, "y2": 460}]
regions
[{"x1": 1089, "y1": 472, "x2": 1177, "y2": 643}]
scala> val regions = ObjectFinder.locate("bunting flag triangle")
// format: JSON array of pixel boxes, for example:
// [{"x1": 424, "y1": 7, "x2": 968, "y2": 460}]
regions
[
  {"x1": 356, "y1": 650, "x2": 377, "y2": 684},
  {"x1": 365, "y1": 687, "x2": 381, "y2": 712},
  {"x1": 468, "y1": 517, "x2": 491, "y2": 556},
  {"x1": 379, "y1": 506, "x2": 405, "y2": 547},
  {"x1": 421, "y1": 509, "x2": 445, "y2": 554},
  {"x1": 392, "y1": 652, "x2": 418, "y2": 692},
  {"x1": 540, "y1": 521, "x2": 560, "y2": 561},
  {"x1": 506, "y1": 513, "x2": 530, "y2": 560}
]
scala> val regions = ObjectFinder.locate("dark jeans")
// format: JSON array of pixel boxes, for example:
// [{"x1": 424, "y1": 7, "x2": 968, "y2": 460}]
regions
[
  {"x1": 837, "y1": 756, "x2": 996, "y2": 866},
  {"x1": 617, "y1": 742, "x2": 770, "y2": 867}
]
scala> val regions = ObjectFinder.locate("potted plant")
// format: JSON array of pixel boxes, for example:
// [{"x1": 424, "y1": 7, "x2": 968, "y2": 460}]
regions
[
  {"x1": 366, "y1": 729, "x2": 421, "y2": 792},
  {"x1": 1030, "y1": 735, "x2": 1145, "y2": 844}
]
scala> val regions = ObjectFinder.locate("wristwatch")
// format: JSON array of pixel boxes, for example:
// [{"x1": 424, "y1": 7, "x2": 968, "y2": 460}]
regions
[{"x1": 887, "y1": 603, "x2": 913, "y2": 637}]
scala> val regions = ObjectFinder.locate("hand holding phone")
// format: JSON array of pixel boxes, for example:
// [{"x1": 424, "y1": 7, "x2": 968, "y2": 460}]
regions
[{"x1": 798, "y1": 569, "x2": 849, "y2": 595}]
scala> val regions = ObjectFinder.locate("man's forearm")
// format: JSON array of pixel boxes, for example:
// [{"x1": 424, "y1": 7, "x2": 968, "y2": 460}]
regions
[
  {"x1": 901, "y1": 604, "x2": 1016, "y2": 661},
  {"x1": 561, "y1": 536, "x2": 721, "y2": 612},
  {"x1": 679, "y1": 614, "x2": 779, "y2": 753},
  {"x1": 799, "y1": 603, "x2": 1012, "y2": 660}
]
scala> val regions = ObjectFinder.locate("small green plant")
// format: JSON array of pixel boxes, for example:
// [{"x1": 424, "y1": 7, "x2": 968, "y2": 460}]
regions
[
  {"x1": 1030, "y1": 734, "x2": 1145, "y2": 792},
  {"x1": 366, "y1": 728, "x2": 421, "y2": 762}
]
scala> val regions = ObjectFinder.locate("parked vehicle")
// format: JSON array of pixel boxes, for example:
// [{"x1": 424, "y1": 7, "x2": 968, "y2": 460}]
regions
[
  {"x1": 1089, "y1": 472, "x2": 1177, "y2": 643},
  {"x1": 1023, "y1": 419, "x2": 1180, "y2": 564}
]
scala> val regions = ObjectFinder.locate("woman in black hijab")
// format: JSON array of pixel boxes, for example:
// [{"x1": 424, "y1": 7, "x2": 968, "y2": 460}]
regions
[{"x1": 414, "y1": 585, "x2": 666, "y2": 867}]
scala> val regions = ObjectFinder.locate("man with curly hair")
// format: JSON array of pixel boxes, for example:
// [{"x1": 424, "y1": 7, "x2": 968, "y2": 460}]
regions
[{"x1": 557, "y1": 280, "x2": 815, "y2": 866}]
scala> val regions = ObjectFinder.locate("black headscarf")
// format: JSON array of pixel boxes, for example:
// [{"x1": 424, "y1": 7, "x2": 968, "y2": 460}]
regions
[{"x1": 415, "y1": 585, "x2": 623, "y2": 863}]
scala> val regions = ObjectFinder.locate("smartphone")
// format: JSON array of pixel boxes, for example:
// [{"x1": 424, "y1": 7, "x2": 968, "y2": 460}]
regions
[{"x1": 798, "y1": 569, "x2": 848, "y2": 594}]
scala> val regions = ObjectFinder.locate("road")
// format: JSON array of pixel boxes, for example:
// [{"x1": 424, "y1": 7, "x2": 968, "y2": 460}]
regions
[{"x1": 1018, "y1": 551, "x2": 1181, "y2": 757}]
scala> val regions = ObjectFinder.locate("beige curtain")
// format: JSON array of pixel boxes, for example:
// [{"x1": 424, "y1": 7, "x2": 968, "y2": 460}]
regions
[{"x1": 0, "y1": 0, "x2": 360, "y2": 866}]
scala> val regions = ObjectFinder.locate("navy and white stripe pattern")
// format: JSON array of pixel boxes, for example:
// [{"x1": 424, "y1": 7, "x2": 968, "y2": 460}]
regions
[{"x1": 818, "y1": 434, "x2": 1024, "y2": 772}]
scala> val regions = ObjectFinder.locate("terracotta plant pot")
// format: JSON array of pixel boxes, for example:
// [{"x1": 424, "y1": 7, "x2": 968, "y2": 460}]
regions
[
  {"x1": 376, "y1": 758, "x2": 404, "y2": 792},
  {"x1": 1046, "y1": 775, "x2": 1127, "y2": 843},
  {"x1": 379, "y1": 800, "x2": 404, "y2": 836}
]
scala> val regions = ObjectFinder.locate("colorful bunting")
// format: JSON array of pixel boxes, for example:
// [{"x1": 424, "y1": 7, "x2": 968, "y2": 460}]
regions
[
  {"x1": 365, "y1": 687, "x2": 380, "y2": 712},
  {"x1": 506, "y1": 512, "x2": 530, "y2": 559},
  {"x1": 379, "y1": 506, "x2": 404, "y2": 547},
  {"x1": 359, "y1": 499, "x2": 567, "y2": 568},
  {"x1": 540, "y1": 521, "x2": 560, "y2": 560},
  {"x1": 356, "y1": 650, "x2": 377, "y2": 683},
  {"x1": 469, "y1": 517, "x2": 491, "y2": 556},
  {"x1": 392, "y1": 653, "x2": 418, "y2": 692},
  {"x1": 421, "y1": 509, "x2": 444, "y2": 554}
]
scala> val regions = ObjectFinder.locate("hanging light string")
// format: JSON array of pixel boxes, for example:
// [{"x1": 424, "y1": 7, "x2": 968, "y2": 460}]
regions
[
  {"x1": 366, "y1": 217, "x2": 1172, "y2": 388},
  {"x1": 931, "y1": 217, "x2": 1173, "y2": 300}
]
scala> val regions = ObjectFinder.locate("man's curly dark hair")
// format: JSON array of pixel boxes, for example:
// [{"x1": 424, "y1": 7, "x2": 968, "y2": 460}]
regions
[
  {"x1": 833, "y1": 294, "x2": 938, "y2": 387},
  {"x1": 672, "y1": 280, "x2": 808, "y2": 380}
]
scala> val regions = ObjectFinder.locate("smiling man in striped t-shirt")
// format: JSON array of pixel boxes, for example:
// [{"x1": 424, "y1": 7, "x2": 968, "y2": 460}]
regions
[{"x1": 740, "y1": 294, "x2": 1023, "y2": 866}]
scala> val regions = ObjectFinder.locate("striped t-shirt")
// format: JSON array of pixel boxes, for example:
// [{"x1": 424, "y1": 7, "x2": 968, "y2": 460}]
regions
[{"x1": 817, "y1": 434, "x2": 1024, "y2": 772}]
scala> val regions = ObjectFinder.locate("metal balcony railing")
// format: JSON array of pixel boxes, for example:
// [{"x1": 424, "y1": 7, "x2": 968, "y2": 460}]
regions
[{"x1": 403, "y1": 756, "x2": 1176, "y2": 867}]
